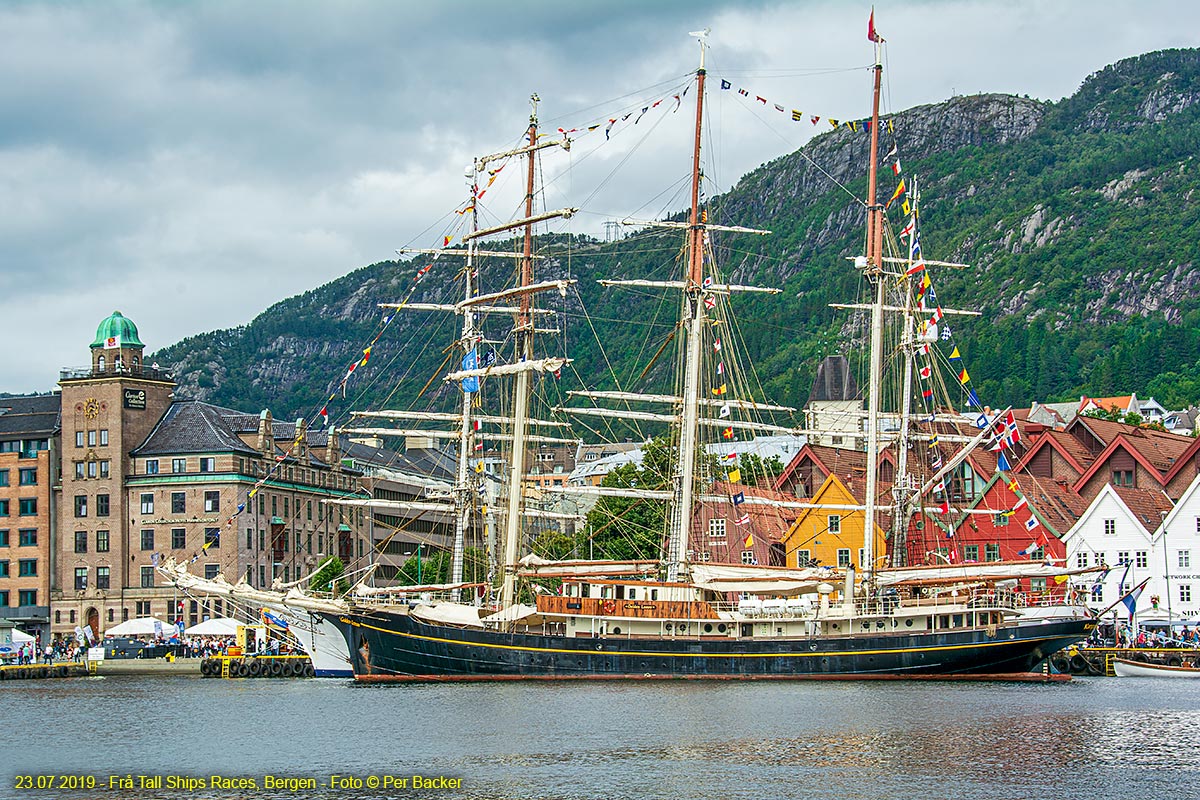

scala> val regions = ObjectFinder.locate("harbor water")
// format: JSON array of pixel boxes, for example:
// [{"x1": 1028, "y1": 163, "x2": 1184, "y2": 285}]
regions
[{"x1": 2, "y1": 674, "x2": 1197, "y2": 799}]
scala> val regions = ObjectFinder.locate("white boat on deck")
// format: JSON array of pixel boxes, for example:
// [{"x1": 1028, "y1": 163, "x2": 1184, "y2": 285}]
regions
[{"x1": 1113, "y1": 657, "x2": 1200, "y2": 678}]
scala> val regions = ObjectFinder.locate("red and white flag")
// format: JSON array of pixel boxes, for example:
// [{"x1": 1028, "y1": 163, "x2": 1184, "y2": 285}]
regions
[{"x1": 868, "y1": 9, "x2": 884, "y2": 43}]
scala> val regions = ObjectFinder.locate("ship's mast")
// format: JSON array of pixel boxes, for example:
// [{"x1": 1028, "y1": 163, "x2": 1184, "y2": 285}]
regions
[
  {"x1": 450, "y1": 179, "x2": 482, "y2": 601},
  {"x1": 500, "y1": 94, "x2": 540, "y2": 609},
  {"x1": 666, "y1": 32, "x2": 709, "y2": 583},
  {"x1": 862, "y1": 33, "x2": 886, "y2": 586}
]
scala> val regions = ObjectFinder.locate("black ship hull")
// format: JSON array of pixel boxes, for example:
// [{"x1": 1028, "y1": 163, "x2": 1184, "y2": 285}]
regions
[{"x1": 326, "y1": 610, "x2": 1095, "y2": 681}]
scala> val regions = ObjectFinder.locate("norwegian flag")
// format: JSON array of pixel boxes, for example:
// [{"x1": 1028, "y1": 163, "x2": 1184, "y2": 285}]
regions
[{"x1": 1005, "y1": 410, "x2": 1021, "y2": 444}]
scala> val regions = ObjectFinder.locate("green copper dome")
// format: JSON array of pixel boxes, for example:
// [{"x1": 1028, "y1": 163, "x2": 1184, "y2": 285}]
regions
[{"x1": 90, "y1": 311, "x2": 145, "y2": 349}]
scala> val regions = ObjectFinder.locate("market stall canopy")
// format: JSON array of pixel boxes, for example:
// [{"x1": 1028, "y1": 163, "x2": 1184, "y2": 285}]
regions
[
  {"x1": 104, "y1": 616, "x2": 169, "y2": 637},
  {"x1": 184, "y1": 617, "x2": 240, "y2": 636}
]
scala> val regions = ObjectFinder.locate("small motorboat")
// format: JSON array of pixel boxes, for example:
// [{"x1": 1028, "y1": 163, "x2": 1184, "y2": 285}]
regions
[{"x1": 1113, "y1": 656, "x2": 1200, "y2": 677}]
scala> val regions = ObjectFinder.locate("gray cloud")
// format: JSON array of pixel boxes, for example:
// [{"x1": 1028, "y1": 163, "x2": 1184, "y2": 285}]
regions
[{"x1": 1, "y1": 0, "x2": 1195, "y2": 391}]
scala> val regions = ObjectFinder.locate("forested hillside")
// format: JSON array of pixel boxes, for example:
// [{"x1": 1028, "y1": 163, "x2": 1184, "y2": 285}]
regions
[{"x1": 153, "y1": 48, "x2": 1200, "y2": 423}]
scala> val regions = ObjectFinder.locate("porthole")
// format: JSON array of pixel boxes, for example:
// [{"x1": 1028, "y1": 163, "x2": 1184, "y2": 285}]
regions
[
  {"x1": 665, "y1": 622, "x2": 673, "y2": 631},
  {"x1": 905, "y1": 619, "x2": 914, "y2": 627},
  {"x1": 717, "y1": 624, "x2": 727, "y2": 633},
  {"x1": 703, "y1": 623, "x2": 713, "y2": 633},
  {"x1": 612, "y1": 626, "x2": 621, "y2": 635}
]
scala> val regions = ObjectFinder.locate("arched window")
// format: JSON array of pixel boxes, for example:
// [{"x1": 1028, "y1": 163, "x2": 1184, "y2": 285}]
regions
[
  {"x1": 114, "y1": 355, "x2": 123, "y2": 371},
  {"x1": 97, "y1": 355, "x2": 106, "y2": 372},
  {"x1": 132, "y1": 356, "x2": 140, "y2": 371}
]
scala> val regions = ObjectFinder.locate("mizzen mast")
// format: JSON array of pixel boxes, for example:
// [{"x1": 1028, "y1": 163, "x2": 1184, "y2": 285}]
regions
[{"x1": 861, "y1": 24, "x2": 886, "y2": 586}]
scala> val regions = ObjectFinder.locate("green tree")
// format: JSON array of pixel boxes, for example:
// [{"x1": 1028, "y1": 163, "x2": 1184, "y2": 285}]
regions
[
  {"x1": 309, "y1": 556, "x2": 348, "y2": 596},
  {"x1": 585, "y1": 436, "x2": 674, "y2": 561}
]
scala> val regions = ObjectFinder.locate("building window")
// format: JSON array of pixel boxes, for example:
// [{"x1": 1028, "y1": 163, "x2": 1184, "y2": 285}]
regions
[
  {"x1": 74, "y1": 531, "x2": 88, "y2": 553},
  {"x1": 1030, "y1": 577, "x2": 1047, "y2": 594},
  {"x1": 307, "y1": 500, "x2": 313, "y2": 521},
  {"x1": 837, "y1": 548, "x2": 851, "y2": 567},
  {"x1": 141, "y1": 530, "x2": 154, "y2": 550},
  {"x1": 96, "y1": 530, "x2": 109, "y2": 552},
  {"x1": 18, "y1": 559, "x2": 37, "y2": 577},
  {"x1": 18, "y1": 529, "x2": 36, "y2": 546},
  {"x1": 1136, "y1": 551, "x2": 1148, "y2": 569},
  {"x1": 75, "y1": 462, "x2": 85, "y2": 479},
  {"x1": 0, "y1": 500, "x2": 8, "y2": 517},
  {"x1": 140, "y1": 493, "x2": 154, "y2": 514},
  {"x1": 199, "y1": 457, "x2": 215, "y2": 473},
  {"x1": 172, "y1": 458, "x2": 186, "y2": 473},
  {"x1": 985, "y1": 543, "x2": 1000, "y2": 562},
  {"x1": 87, "y1": 430, "x2": 96, "y2": 447},
  {"x1": 204, "y1": 564, "x2": 219, "y2": 580},
  {"x1": 1180, "y1": 550, "x2": 1191, "y2": 569},
  {"x1": 171, "y1": 528, "x2": 186, "y2": 549},
  {"x1": 87, "y1": 460, "x2": 97, "y2": 478},
  {"x1": 1111, "y1": 469, "x2": 1134, "y2": 487},
  {"x1": 99, "y1": 429, "x2": 108, "y2": 446},
  {"x1": 75, "y1": 431, "x2": 84, "y2": 448},
  {"x1": 259, "y1": 565, "x2": 266, "y2": 587},
  {"x1": 146, "y1": 459, "x2": 159, "y2": 475},
  {"x1": 0, "y1": 590, "x2": 7, "y2": 606},
  {"x1": 741, "y1": 549, "x2": 756, "y2": 565},
  {"x1": 18, "y1": 498, "x2": 36, "y2": 516},
  {"x1": 965, "y1": 544, "x2": 980, "y2": 562},
  {"x1": 1103, "y1": 519, "x2": 1116, "y2": 535},
  {"x1": 140, "y1": 567, "x2": 154, "y2": 588},
  {"x1": 246, "y1": 529, "x2": 253, "y2": 550},
  {"x1": 0, "y1": 561, "x2": 7, "y2": 578},
  {"x1": 74, "y1": 567, "x2": 88, "y2": 590},
  {"x1": 18, "y1": 589, "x2": 36, "y2": 606},
  {"x1": 204, "y1": 491, "x2": 220, "y2": 513},
  {"x1": 18, "y1": 468, "x2": 36, "y2": 485},
  {"x1": 1076, "y1": 552, "x2": 1089, "y2": 568},
  {"x1": 170, "y1": 492, "x2": 185, "y2": 514},
  {"x1": 992, "y1": 513, "x2": 1009, "y2": 527},
  {"x1": 1182, "y1": 585, "x2": 1193, "y2": 604},
  {"x1": 96, "y1": 566, "x2": 110, "y2": 591},
  {"x1": 796, "y1": 549, "x2": 812, "y2": 566},
  {"x1": 204, "y1": 528, "x2": 220, "y2": 549},
  {"x1": 1117, "y1": 551, "x2": 1130, "y2": 565},
  {"x1": 96, "y1": 494, "x2": 109, "y2": 517},
  {"x1": 827, "y1": 515, "x2": 842, "y2": 535},
  {"x1": 0, "y1": 530, "x2": 6, "y2": 547},
  {"x1": 1029, "y1": 546, "x2": 1045, "y2": 561},
  {"x1": 709, "y1": 518, "x2": 726, "y2": 538}
]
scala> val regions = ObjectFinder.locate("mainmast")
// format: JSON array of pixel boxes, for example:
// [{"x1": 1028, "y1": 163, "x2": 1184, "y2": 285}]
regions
[
  {"x1": 861, "y1": 30, "x2": 886, "y2": 585},
  {"x1": 666, "y1": 31, "x2": 710, "y2": 583},
  {"x1": 500, "y1": 94, "x2": 541, "y2": 609}
]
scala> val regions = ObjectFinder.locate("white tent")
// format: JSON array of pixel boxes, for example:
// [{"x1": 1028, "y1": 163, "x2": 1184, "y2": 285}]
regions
[
  {"x1": 11, "y1": 628, "x2": 34, "y2": 643},
  {"x1": 184, "y1": 617, "x2": 240, "y2": 636},
  {"x1": 104, "y1": 616, "x2": 168, "y2": 637}
]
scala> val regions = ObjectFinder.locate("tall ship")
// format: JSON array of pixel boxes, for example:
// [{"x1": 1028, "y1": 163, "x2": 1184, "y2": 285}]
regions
[{"x1": 316, "y1": 22, "x2": 1097, "y2": 680}]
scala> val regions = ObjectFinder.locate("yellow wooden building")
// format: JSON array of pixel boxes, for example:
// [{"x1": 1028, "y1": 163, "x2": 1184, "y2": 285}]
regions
[{"x1": 781, "y1": 473, "x2": 887, "y2": 572}]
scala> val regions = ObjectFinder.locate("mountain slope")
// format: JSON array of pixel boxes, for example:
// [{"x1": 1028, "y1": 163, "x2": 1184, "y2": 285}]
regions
[{"x1": 153, "y1": 48, "x2": 1200, "y2": 422}]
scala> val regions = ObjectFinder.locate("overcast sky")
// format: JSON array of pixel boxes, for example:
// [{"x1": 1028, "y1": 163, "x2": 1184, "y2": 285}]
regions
[{"x1": 2, "y1": 0, "x2": 1195, "y2": 393}]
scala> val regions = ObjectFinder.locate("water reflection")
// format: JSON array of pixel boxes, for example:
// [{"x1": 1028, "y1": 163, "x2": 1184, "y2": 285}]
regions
[{"x1": 2, "y1": 676, "x2": 1197, "y2": 800}]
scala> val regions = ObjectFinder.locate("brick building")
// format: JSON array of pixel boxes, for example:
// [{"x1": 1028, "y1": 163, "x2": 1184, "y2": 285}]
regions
[
  {"x1": 52, "y1": 312, "x2": 366, "y2": 638},
  {"x1": 0, "y1": 396, "x2": 59, "y2": 640}
]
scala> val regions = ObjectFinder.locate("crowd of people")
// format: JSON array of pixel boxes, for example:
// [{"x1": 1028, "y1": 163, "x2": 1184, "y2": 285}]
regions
[
  {"x1": 1086, "y1": 624, "x2": 1200, "y2": 648},
  {"x1": 3, "y1": 632, "x2": 297, "y2": 663}
]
